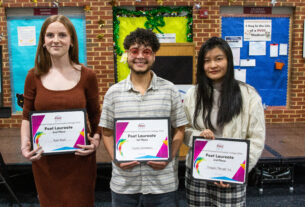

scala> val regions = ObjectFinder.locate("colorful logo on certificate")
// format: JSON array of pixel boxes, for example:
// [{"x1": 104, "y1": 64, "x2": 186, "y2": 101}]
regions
[
  {"x1": 34, "y1": 132, "x2": 44, "y2": 147},
  {"x1": 117, "y1": 139, "x2": 127, "y2": 156},
  {"x1": 194, "y1": 157, "x2": 205, "y2": 174}
]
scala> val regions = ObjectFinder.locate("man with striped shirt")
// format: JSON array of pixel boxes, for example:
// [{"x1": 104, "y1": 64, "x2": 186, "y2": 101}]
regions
[{"x1": 99, "y1": 28, "x2": 188, "y2": 207}]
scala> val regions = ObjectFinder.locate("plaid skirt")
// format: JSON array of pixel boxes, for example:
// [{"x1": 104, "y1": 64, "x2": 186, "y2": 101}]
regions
[{"x1": 185, "y1": 167, "x2": 246, "y2": 207}]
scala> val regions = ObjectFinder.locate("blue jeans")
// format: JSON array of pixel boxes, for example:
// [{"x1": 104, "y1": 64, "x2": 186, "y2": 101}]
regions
[{"x1": 111, "y1": 190, "x2": 179, "y2": 207}]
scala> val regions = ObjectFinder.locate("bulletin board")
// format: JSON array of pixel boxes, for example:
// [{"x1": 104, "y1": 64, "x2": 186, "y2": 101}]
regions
[
  {"x1": 221, "y1": 16, "x2": 291, "y2": 106},
  {"x1": 113, "y1": 7, "x2": 193, "y2": 82},
  {"x1": 7, "y1": 16, "x2": 86, "y2": 113}
]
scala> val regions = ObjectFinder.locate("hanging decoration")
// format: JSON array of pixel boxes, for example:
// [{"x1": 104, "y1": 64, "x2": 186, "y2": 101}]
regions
[
  {"x1": 0, "y1": 33, "x2": 4, "y2": 42},
  {"x1": 156, "y1": 0, "x2": 163, "y2": 5},
  {"x1": 194, "y1": 3, "x2": 201, "y2": 10},
  {"x1": 84, "y1": 5, "x2": 91, "y2": 12},
  {"x1": 97, "y1": 34, "x2": 104, "y2": 40},
  {"x1": 52, "y1": 0, "x2": 59, "y2": 8},
  {"x1": 0, "y1": 1, "x2": 3, "y2": 7},
  {"x1": 144, "y1": 15, "x2": 165, "y2": 33},
  {"x1": 98, "y1": 20, "x2": 105, "y2": 28},
  {"x1": 31, "y1": 0, "x2": 37, "y2": 3},
  {"x1": 271, "y1": 0, "x2": 277, "y2": 6},
  {"x1": 113, "y1": 6, "x2": 193, "y2": 56},
  {"x1": 135, "y1": 0, "x2": 142, "y2": 2},
  {"x1": 97, "y1": 20, "x2": 105, "y2": 40},
  {"x1": 109, "y1": 0, "x2": 117, "y2": 7}
]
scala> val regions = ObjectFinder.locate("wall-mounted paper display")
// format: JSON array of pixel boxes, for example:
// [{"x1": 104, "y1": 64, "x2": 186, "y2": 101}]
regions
[
  {"x1": 279, "y1": 44, "x2": 288, "y2": 56},
  {"x1": 156, "y1": 33, "x2": 176, "y2": 43},
  {"x1": 225, "y1": 36, "x2": 243, "y2": 48},
  {"x1": 244, "y1": 19, "x2": 272, "y2": 41},
  {"x1": 270, "y1": 44, "x2": 278, "y2": 57},
  {"x1": 240, "y1": 59, "x2": 256, "y2": 67},
  {"x1": 234, "y1": 69, "x2": 246, "y2": 83},
  {"x1": 17, "y1": 26, "x2": 36, "y2": 46},
  {"x1": 232, "y1": 47, "x2": 240, "y2": 66},
  {"x1": 249, "y1": 41, "x2": 266, "y2": 56}
]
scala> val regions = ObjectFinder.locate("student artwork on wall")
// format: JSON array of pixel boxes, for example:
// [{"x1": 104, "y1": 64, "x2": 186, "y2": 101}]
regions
[
  {"x1": 222, "y1": 16, "x2": 290, "y2": 106},
  {"x1": 113, "y1": 7, "x2": 193, "y2": 82},
  {"x1": 7, "y1": 16, "x2": 87, "y2": 113}
]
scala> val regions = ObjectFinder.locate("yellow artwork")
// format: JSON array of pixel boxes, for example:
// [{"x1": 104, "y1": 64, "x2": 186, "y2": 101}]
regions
[{"x1": 116, "y1": 16, "x2": 188, "y2": 82}]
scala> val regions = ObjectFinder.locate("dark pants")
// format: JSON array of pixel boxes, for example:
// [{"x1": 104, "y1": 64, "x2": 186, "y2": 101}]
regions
[{"x1": 111, "y1": 190, "x2": 179, "y2": 207}]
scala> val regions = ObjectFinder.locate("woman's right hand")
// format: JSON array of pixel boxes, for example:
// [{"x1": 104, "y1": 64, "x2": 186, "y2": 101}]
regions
[
  {"x1": 200, "y1": 129, "x2": 215, "y2": 139},
  {"x1": 21, "y1": 140, "x2": 43, "y2": 162}
]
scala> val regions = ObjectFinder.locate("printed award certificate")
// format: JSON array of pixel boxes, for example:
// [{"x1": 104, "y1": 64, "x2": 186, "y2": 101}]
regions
[
  {"x1": 192, "y1": 137, "x2": 249, "y2": 184},
  {"x1": 114, "y1": 117, "x2": 171, "y2": 162},
  {"x1": 29, "y1": 109, "x2": 88, "y2": 155}
]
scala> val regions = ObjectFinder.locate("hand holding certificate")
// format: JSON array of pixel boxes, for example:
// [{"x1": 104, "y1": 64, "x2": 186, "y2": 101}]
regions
[
  {"x1": 192, "y1": 137, "x2": 249, "y2": 184},
  {"x1": 30, "y1": 109, "x2": 88, "y2": 155},
  {"x1": 114, "y1": 117, "x2": 171, "y2": 162}
]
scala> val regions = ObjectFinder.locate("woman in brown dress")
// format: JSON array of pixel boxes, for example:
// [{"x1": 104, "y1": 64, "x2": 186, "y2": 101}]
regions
[{"x1": 20, "y1": 15, "x2": 101, "y2": 207}]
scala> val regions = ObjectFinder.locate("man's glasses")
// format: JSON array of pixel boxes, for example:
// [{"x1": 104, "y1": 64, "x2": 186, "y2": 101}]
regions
[{"x1": 128, "y1": 48, "x2": 153, "y2": 57}]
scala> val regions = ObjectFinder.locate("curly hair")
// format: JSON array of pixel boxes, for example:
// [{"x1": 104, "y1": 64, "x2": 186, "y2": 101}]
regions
[{"x1": 123, "y1": 28, "x2": 160, "y2": 52}]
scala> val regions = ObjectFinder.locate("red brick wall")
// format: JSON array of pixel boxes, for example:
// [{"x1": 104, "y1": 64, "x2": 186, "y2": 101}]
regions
[{"x1": 0, "y1": 0, "x2": 304, "y2": 127}]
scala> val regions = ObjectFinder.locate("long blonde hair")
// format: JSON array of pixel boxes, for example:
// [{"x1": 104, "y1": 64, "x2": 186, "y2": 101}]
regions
[{"x1": 34, "y1": 15, "x2": 79, "y2": 76}]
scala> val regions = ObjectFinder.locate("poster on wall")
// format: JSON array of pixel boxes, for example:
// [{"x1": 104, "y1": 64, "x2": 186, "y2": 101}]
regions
[
  {"x1": 7, "y1": 16, "x2": 87, "y2": 113},
  {"x1": 17, "y1": 26, "x2": 36, "y2": 46},
  {"x1": 244, "y1": 19, "x2": 272, "y2": 41}
]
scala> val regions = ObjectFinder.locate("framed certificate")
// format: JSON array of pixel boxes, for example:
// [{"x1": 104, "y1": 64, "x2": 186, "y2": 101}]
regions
[
  {"x1": 30, "y1": 109, "x2": 88, "y2": 155},
  {"x1": 192, "y1": 137, "x2": 249, "y2": 184},
  {"x1": 114, "y1": 117, "x2": 171, "y2": 162}
]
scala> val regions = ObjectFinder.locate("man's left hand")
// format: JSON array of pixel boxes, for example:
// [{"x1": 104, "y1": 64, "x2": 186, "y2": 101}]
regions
[{"x1": 146, "y1": 161, "x2": 169, "y2": 170}]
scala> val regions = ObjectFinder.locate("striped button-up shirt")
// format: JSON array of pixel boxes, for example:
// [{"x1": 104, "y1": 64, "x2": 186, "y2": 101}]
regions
[{"x1": 99, "y1": 72, "x2": 188, "y2": 194}]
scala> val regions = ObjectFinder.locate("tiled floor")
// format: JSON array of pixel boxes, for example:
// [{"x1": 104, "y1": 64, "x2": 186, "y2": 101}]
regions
[{"x1": 1, "y1": 164, "x2": 305, "y2": 207}]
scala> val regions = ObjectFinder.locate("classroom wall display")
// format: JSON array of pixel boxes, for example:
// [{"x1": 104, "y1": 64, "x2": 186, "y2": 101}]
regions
[
  {"x1": 113, "y1": 7, "x2": 193, "y2": 82},
  {"x1": 7, "y1": 16, "x2": 87, "y2": 113},
  {"x1": 222, "y1": 16, "x2": 290, "y2": 106}
]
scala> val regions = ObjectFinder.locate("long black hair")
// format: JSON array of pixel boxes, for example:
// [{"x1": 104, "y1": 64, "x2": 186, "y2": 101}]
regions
[{"x1": 194, "y1": 37, "x2": 242, "y2": 131}]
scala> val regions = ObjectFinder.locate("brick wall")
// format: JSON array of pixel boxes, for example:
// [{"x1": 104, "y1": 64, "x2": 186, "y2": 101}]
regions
[{"x1": 0, "y1": 0, "x2": 304, "y2": 127}]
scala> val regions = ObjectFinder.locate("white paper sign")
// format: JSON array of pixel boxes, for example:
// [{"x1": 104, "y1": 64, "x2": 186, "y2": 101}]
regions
[
  {"x1": 156, "y1": 33, "x2": 176, "y2": 43},
  {"x1": 279, "y1": 44, "x2": 288, "y2": 56},
  {"x1": 232, "y1": 48, "x2": 241, "y2": 66},
  {"x1": 18, "y1": 26, "x2": 36, "y2": 46},
  {"x1": 244, "y1": 20, "x2": 272, "y2": 41},
  {"x1": 226, "y1": 36, "x2": 243, "y2": 48},
  {"x1": 249, "y1": 41, "x2": 266, "y2": 56},
  {"x1": 240, "y1": 59, "x2": 256, "y2": 67},
  {"x1": 270, "y1": 44, "x2": 279, "y2": 57},
  {"x1": 234, "y1": 69, "x2": 246, "y2": 83}
]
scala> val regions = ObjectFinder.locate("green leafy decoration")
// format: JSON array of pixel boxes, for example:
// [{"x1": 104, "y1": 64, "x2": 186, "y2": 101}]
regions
[{"x1": 113, "y1": 6, "x2": 193, "y2": 56}]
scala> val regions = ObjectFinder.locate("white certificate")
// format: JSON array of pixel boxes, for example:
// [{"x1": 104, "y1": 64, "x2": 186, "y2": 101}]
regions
[
  {"x1": 30, "y1": 109, "x2": 87, "y2": 155},
  {"x1": 192, "y1": 137, "x2": 249, "y2": 184},
  {"x1": 114, "y1": 117, "x2": 171, "y2": 162}
]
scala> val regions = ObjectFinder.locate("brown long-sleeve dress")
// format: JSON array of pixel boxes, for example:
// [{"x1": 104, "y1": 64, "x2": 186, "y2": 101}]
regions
[{"x1": 22, "y1": 65, "x2": 101, "y2": 207}]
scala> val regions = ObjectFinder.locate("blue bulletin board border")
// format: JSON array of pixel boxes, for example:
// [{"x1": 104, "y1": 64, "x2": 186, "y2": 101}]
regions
[
  {"x1": 7, "y1": 16, "x2": 87, "y2": 113},
  {"x1": 221, "y1": 16, "x2": 290, "y2": 106}
]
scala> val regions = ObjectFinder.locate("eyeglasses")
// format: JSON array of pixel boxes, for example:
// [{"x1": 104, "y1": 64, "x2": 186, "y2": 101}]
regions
[{"x1": 128, "y1": 48, "x2": 153, "y2": 57}]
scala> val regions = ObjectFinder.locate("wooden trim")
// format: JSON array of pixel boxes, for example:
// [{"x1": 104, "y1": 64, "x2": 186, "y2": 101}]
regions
[{"x1": 156, "y1": 43, "x2": 196, "y2": 84}]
